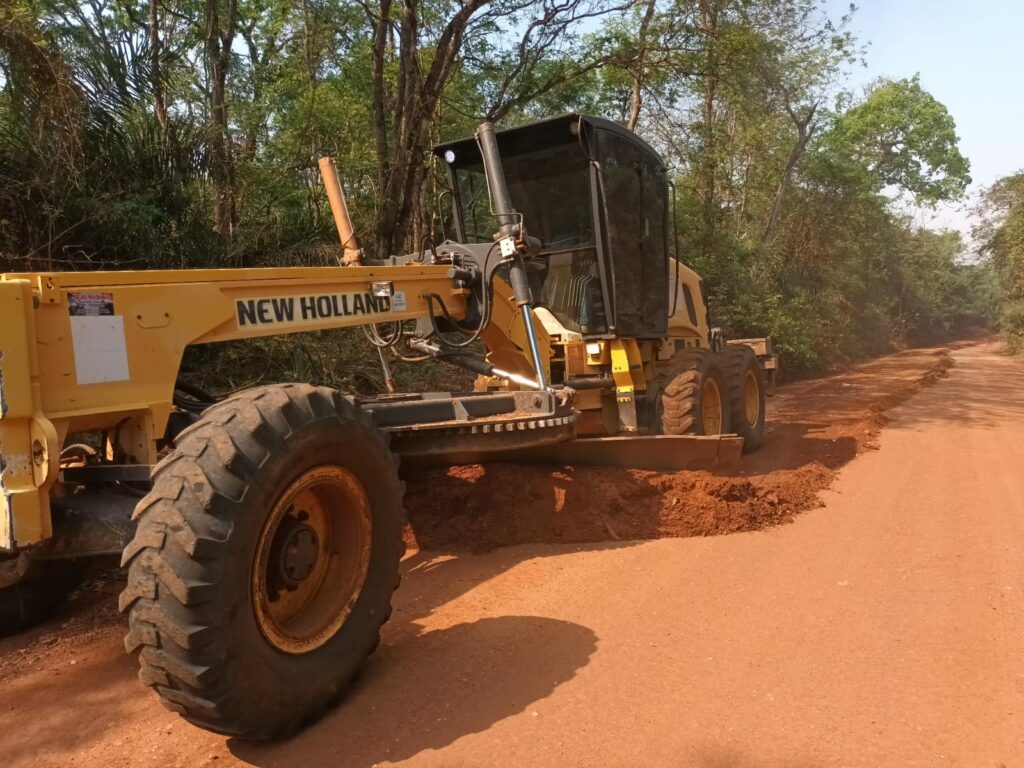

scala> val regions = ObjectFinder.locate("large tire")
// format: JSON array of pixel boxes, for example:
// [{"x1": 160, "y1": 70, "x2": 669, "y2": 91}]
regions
[
  {"x1": 0, "y1": 561, "x2": 79, "y2": 637},
  {"x1": 120, "y1": 384, "x2": 405, "y2": 739},
  {"x1": 657, "y1": 348, "x2": 731, "y2": 436},
  {"x1": 722, "y1": 345, "x2": 766, "y2": 453}
]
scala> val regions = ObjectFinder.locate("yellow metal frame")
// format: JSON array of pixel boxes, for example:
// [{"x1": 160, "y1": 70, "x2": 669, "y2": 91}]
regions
[
  {"x1": 0, "y1": 265, "x2": 465, "y2": 550},
  {"x1": 609, "y1": 339, "x2": 645, "y2": 393},
  {"x1": 0, "y1": 251, "x2": 718, "y2": 550},
  {"x1": 478, "y1": 278, "x2": 552, "y2": 386},
  {"x1": 0, "y1": 280, "x2": 58, "y2": 548}
]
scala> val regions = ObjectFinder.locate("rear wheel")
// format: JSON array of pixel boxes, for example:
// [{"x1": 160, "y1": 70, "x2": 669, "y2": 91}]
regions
[
  {"x1": 722, "y1": 345, "x2": 766, "y2": 452},
  {"x1": 657, "y1": 348, "x2": 731, "y2": 436},
  {"x1": 120, "y1": 383, "x2": 405, "y2": 739}
]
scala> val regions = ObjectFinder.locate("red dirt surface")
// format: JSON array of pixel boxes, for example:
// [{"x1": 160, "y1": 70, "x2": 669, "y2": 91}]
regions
[
  {"x1": 1, "y1": 340, "x2": 1020, "y2": 768},
  {"x1": 402, "y1": 345, "x2": 955, "y2": 550}
]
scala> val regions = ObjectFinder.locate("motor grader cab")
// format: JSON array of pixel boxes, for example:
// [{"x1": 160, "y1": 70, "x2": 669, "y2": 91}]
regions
[
  {"x1": 434, "y1": 114, "x2": 759, "y2": 442},
  {"x1": 0, "y1": 113, "x2": 768, "y2": 739},
  {"x1": 439, "y1": 114, "x2": 673, "y2": 340}
]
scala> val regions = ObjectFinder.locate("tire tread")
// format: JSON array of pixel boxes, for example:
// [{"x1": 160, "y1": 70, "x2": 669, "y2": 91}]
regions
[
  {"x1": 721, "y1": 344, "x2": 766, "y2": 452},
  {"x1": 657, "y1": 348, "x2": 728, "y2": 435},
  {"x1": 121, "y1": 383, "x2": 403, "y2": 738}
]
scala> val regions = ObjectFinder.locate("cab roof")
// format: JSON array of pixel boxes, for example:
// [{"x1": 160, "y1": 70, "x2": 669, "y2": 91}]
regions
[{"x1": 432, "y1": 113, "x2": 666, "y2": 171}]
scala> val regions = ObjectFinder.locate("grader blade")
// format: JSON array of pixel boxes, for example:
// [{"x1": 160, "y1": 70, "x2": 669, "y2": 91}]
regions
[{"x1": 481, "y1": 433, "x2": 744, "y2": 473}]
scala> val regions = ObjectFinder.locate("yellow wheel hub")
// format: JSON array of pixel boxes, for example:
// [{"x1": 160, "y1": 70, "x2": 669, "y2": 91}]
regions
[
  {"x1": 743, "y1": 369, "x2": 760, "y2": 428},
  {"x1": 702, "y1": 377, "x2": 724, "y2": 435},
  {"x1": 253, "y1": 465, "x2": 372, "y2": 655}
]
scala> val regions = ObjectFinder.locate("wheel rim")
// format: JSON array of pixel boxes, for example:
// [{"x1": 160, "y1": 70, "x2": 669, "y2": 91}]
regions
[
  {"x1": 702, "y1": 377, "x2": 724, "y2": 434},
  {"x1": 743, "y1": 369, "x2": 760, "y2": 428},
  {"x1": 253, "y1": 465, "x2": 372, "y2": 655}
]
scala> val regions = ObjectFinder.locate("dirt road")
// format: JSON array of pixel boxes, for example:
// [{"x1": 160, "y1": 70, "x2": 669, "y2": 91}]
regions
[{"x1": 2, "y1": 342, "x2": 1023, "y2": 767}]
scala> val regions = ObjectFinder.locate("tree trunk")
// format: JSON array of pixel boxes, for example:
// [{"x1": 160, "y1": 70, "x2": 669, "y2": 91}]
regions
[
  {"x1": 698, "y1": 0, "x2": 720, "y2": 256},
  {"x1": 369, "y1": 0, "x2": 394, "y2": 257},
  {"x1": 205, "y1": 0, "x2": 238, "y2": 241},
  {"x1": 148, "y1": 0, "x2": 170, "y2": 142},
  {"x1": 627, "y1": 0, "x2": 658, "y2": 132},
  {"x1": 368, "y1": 0, "x2": 490, "y2": 259},
  {"x1": 760, "y1": 104, "x2": 818, "y2": 252},
  {"x1": 735, "y1": 157, "x2": 751, "y2": 237}
]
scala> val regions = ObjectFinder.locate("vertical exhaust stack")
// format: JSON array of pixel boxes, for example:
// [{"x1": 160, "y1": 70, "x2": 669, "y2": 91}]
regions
[
  {"x1": 475, "y1": 122, "x2": 519, "y2": 240},
  {"x1": 318, "y1": 157, "x2": 362, "y2": 266}
]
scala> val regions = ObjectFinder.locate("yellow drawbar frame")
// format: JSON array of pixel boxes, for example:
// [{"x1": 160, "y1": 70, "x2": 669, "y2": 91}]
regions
[{"x1": 0, "y1": 265, "x2": 468, "y2": 551}]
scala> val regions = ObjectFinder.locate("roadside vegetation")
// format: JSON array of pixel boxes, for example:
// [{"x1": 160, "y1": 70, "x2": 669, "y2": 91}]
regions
[
  {"x1": 0, "y1": 0, "x2": 1005, "y2": 388},
  {"x1": 977, "y1": 173, "x2": 1024, "y2": 352}
]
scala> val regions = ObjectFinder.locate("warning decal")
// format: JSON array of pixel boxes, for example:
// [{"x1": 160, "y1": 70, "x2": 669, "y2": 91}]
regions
[
  {"x1": 68, "y1": 291, "x2": 115, "y2": 316},
  {"x1": 236, "y1": 292, "x2": 394, "y2": 329}
]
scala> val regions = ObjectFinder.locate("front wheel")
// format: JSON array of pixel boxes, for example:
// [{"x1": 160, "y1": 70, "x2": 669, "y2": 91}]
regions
[
  {"x1": 657, "y1": 348, "x2": 731, "y2": 436},
  {"x1": 120, "y1": 383, "x2": 405, "y2": 739}
]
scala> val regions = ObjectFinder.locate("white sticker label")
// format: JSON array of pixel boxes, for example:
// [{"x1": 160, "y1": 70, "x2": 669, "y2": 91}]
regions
[
  {"x1": 70, "y1": 315, "x2": 130, "y2": 385},
  {"x1": 392, "y1": 291, "x2": 407, "y2": 312}
]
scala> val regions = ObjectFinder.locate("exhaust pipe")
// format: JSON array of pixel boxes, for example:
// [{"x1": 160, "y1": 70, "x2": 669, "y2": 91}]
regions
[
  {"x1": 318, "y1": 156, "x2": 362, "y2": 266},
  {"x1": 474, "y1": 122, "x2": 519, "y2": 239}
]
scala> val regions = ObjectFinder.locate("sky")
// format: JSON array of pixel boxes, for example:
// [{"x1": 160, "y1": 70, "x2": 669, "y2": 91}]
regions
[{"x1": 825, "y1": 0, "x2": 1024, "y2": 244}]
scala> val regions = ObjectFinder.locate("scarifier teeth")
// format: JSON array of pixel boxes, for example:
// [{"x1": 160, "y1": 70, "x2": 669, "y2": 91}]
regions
[{"x1": 387, "y1": 411, "x2": 577, "y2": 439}]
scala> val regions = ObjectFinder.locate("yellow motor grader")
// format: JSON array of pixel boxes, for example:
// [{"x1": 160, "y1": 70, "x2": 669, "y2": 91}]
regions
[{"x1": 0, "y1": 114, "x2": 769, "y2": 738}]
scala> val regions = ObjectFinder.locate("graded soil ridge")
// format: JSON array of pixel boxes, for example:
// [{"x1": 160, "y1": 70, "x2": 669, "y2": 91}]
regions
[{"x1": 402, "y1": 345, "x2": 956, "y2": 550}]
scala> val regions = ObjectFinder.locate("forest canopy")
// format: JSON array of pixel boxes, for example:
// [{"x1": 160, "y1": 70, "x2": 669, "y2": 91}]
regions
[{"x1": 0, "y1": 0, "x2": 1006, "y2": 388}]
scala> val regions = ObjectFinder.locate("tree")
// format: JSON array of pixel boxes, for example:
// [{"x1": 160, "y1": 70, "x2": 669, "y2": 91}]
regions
[
  {"x1": 601, "y1": 0, "x2": 855, "y2": 256},
  {"x1": 0, "y1": 0, "x2": 998, "y2": 384},
  {"x1": 825, "y1": 75, "x2": 971, "y2": 204},
  {"x1": 978, "y1": 172, "x2": 1024, "y2": 349},
  {"x1": 360, "y1": 0, "x2": 632, "y2": 259}
]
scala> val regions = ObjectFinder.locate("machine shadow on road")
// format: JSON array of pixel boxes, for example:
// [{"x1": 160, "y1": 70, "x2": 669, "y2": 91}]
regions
[
  {"x1": 0, "y1": 535, "x2": 607, "y2": 767},
  {"x1": 1, "y1": 470, "x2": 629, "y2": 767},
  {"x1": 229, "y1": 469, "x2": 628, "y2": 767},
  {"x1": 228, "y1": 614, "x2": 598, "y2": 767},
  {"x1": 0, "y1": 630, "x2": 142, "y2": 766}
]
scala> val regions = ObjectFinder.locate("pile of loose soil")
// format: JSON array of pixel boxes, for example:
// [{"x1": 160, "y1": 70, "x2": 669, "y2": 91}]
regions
[{"x1": 403, "y1": 346, "x2": 955, "y2": 551}]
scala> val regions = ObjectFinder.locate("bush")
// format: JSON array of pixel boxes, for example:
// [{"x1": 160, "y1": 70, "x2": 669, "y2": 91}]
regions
[{"x1": 1000, "y1": 299, "x2": 1024, "y2": 353}]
